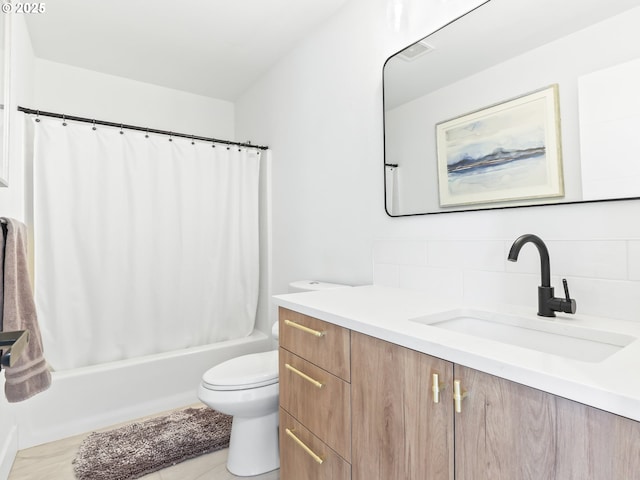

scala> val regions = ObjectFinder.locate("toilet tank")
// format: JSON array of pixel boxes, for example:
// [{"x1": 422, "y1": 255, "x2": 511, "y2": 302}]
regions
[{"x1": 288, "y1": 280, "x2": 351, "y2": 293}]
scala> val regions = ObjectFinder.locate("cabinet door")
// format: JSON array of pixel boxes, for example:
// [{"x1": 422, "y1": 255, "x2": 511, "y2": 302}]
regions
[
  {"x1": 454, "y1": 365, "x2": 640, "y2": 480},
  {"x1": 351, "y1": 332, "x2": 454, "y2": 480},
  {"x1": 454, "y1": 365, "x2": 558, "y2": 480},
  {"x1": 554, "y1": 395, "x2": 640, "y2": 479}
]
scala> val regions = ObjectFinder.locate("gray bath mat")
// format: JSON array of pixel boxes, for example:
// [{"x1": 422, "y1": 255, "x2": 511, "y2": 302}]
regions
[{"x1": 72, "y1": 407, "x2": 232, "y2": 480}]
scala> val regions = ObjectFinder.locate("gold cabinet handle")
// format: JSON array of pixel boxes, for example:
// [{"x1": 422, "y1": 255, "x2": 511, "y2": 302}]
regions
[
  {"x1": 285, "y1": 428, "x2": 324, "y2": 464},
  {"x1": 285, "y1": 363, "x2": 324, "y2": 389},
  {"x1": 453, "y1": 379, "x2": 468, "y2": 413},
  {"x1": 284, "y1": 319, "x2": 325, "y2": 337},
  {"x1": 432, "y1": 373, "x2": 446, "y2": 404}
]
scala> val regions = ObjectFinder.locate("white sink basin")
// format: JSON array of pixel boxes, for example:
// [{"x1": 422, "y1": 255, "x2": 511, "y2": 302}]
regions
[{"x1": 410, "y1": 309, "x2": 636, "y2": 363}]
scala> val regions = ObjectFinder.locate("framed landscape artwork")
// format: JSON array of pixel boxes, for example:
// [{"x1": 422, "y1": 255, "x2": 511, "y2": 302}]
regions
[{"x1": 436, "y1": 85, "x2": 564, "y2": 207}]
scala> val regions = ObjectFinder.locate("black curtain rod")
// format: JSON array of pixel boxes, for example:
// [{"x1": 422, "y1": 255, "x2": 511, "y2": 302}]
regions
[{"x1": 17, "y1": 106, "x2": 269, "y2": 151}]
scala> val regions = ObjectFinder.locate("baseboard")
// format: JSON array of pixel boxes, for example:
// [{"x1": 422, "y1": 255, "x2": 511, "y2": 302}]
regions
[{"x1": 0, "y1": 425, "x2": 18, "y2": 480}]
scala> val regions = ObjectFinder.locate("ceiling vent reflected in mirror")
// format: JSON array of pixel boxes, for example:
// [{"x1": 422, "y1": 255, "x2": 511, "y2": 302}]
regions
[{"x1": 398, "y1": 40, "x2": 434, "y2": 62}]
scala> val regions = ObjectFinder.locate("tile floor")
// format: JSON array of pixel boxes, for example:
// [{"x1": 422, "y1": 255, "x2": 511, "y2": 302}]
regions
[{"x1": 8, "y1": 407, "x2": 280, "y2": 480}]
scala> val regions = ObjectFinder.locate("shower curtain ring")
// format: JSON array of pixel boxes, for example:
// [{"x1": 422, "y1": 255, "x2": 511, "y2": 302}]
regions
[
  {"x1": 92, "y1": 120, "x2": 97, "y2": 131},
  {"x1": 169, "y1": 132, "x2": 173, "y2": 142},
  {"x1": 120, "y1": 124, "x2": 124, "y2": 135},
  {"x1": 145, "y1": 128, "x2": 149, "y2": 138},
  {"x1": 62, "y1": 115, "x2": 67, "y2": 126},
  {"x1": 35, "y1": 110, "x2": 40, "y2": 122}
]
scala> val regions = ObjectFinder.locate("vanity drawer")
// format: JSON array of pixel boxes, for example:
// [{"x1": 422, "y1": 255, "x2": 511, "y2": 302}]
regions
[
  {"x1": 280, "y1": 408, "x2": 351, "y2": 480},
  {"x1": 280, "y1": 348, "x2": 351, "y2": 461},
  {"x1": 279, "y1": 307, "x2": 350, "y2": 381}
]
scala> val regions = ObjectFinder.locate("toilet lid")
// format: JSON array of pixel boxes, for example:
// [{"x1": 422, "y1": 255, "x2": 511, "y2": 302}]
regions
[{"x1": 202, "y1": 350, "x2": 279, "y2": 391}]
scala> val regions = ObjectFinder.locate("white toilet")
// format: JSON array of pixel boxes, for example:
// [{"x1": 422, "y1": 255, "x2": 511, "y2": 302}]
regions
[
  {"x1": 198, "y1": 348, "x2": 279, "y2": 476},
  {"x1": 198, "y1": 280, "x2": 350, "y2": 476}
]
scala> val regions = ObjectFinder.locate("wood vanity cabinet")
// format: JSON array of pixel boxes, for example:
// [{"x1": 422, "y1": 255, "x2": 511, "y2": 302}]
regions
[
  {"x1": 279, "y1": 308, "x2": 351, "y2": 480},
  {"x1": 352, "y1": 332, "x2": 640, "y2": 480},
  {"x1": 280, "y1": 310, "x2": 640, "y2": 480}
]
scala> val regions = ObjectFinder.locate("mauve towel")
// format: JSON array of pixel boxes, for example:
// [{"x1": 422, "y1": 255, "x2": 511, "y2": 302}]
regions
[{"x1": 1, "y1": 217, "x2": 51, "y2": 402}]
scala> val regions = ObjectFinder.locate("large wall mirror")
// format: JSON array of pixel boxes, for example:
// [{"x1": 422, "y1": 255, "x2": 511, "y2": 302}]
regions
[{"x1": 383, "y1": 0, "x2": 640, "y2": 216}]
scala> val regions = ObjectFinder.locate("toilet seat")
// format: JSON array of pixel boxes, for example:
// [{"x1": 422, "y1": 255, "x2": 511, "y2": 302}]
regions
[{"x1": 202, "y1": 350, "x2": 279, "y2": 391}]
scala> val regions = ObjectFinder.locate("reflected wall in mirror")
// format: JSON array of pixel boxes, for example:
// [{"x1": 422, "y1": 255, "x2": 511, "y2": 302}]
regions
[{"x1": 383, "y1": 0, "x2": 640, "y2": 216}]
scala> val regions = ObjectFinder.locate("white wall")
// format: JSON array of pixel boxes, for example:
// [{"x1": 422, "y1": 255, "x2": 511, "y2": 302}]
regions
[
  {"x1": 236, "y1": 0, "x2": 640, "y2": 324},
  {"x1": 33, "y1": 59, "x2": 234, "y2": 139},
  {"x1": 237, "y1": 0, "x2": 472, "y2": 292}
]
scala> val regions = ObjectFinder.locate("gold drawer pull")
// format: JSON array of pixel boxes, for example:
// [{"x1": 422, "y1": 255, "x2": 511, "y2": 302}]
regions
[
  {"x1": 285, "y1": 428, "x2": 324, "y2": 464},
  {"x1": 453, "y1": 379, "x2": 468, "y2": 413},
  {"x1": 284, "y1": 319, "x2": 325, "y2": 337},
  {"x1": 432, "y1": 373, "x2": 445, "y2": 404},
  {"x1": 285, "y1": 363, "x2": 324, "y2": 388}
]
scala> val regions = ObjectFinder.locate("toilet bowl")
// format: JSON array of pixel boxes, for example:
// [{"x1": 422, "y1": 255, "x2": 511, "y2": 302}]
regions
[
  {"x1": 198, "y1": 280, "x2": 350, "y2": 476},
  {"x1": 198, "y1": 349, "x2": 279, "y2": 477}
]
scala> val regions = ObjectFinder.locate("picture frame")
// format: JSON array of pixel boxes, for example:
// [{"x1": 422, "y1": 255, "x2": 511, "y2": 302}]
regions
[{"x1": 436, "y1": 85, "x2": 564, "y2": 207}]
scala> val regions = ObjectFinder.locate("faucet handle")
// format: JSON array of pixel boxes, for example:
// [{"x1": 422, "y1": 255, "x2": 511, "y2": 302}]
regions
[
  {"x1": 561, "y1": 278, "x2": 577, "y2": 314},
  {"x1": 562, "y1": 278, "x2": 571, "y2": 300}
]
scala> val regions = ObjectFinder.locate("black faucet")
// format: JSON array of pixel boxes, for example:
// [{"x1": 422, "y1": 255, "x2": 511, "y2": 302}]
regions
[{"x1": 507, "y1": 234, "x2": 576, "y2": 317}]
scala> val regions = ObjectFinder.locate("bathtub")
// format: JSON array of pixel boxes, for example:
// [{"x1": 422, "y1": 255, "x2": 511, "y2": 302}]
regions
[{"x1": 11, "y1": 330, "x2": 272, "y2": 449}]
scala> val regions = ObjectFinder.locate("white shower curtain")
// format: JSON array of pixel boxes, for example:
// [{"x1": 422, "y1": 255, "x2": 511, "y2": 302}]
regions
[{"x1": 32, "y1": 117, "x2": 261, "y2": 370}]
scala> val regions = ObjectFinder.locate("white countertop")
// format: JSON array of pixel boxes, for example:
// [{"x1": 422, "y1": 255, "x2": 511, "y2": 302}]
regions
[{"x1": 273, "y1": 285, "x2": 640, "y2": 422}]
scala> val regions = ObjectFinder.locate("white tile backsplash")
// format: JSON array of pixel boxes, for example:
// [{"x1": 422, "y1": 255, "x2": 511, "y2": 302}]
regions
[
  {"x1": 548, "y1": 240, "x2": 627, "y2": 280},
  {"x1": 398, "y1": 265, "x2": 463, "y2": 302},
  {"x1": 373, "y1": 239, "x2": 427, "y2": 266},
  {"x1": 566, "y1": 276, "x2": 640, "y2": 322},
  {"x1": 428, "y1": 240, "x2": 505, "y2": 272},
  {"x1": 373, "y1": 262, "x2": 400, "y2": 287},
  {"x1": 463, "y1": 270, "x2": 540, "y2": 306},
  {"x1": 373, "y1": 237, "x2": 640, "y2": 323}
]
